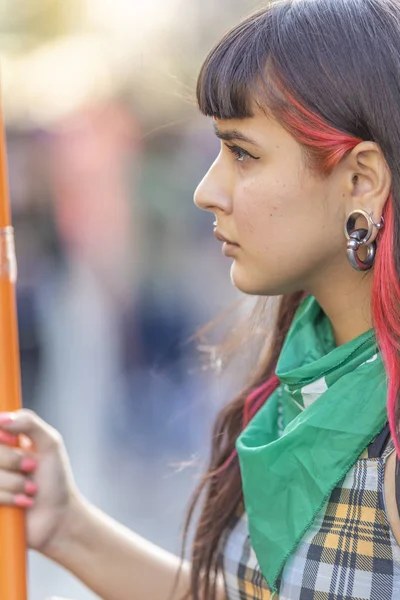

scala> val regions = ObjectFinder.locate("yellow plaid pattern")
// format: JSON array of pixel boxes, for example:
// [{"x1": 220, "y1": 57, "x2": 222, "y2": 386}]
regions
[{"x1": 221, "y1": 440, "x2": 400, "y2": 600}]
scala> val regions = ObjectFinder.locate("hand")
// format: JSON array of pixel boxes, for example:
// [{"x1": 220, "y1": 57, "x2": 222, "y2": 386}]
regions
[{"x1": 0, "y1": 410, "x2": 79, "y2": 553}]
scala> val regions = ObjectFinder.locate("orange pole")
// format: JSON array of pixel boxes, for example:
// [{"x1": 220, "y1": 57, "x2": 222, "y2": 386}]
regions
[{"x1": 0, "y1": 98, "x2": 28, "y2": 596}]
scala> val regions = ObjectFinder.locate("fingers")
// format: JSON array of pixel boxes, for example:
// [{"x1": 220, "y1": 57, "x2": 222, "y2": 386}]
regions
[
  {"x1": 0, "y1": 429, "x2": 18, "y2": 447},
  {"x1": 0, "y1": 439, "x2": 38, "y2": 507},
  {"x1": 0, "y1": 442, "x2": 36, "y2": 473},
  {"x1": 0, "y1": 469, "x2": 37, "y2": 496},
  {"x1": 0, "y1": 410, "x2": 45, "y2": 509},
  {"x1": 0, "y1": 409, "x2": 61, "y2": 452},
  {"x1": 0, "y1": 490, "x2": 35, "y2": 508},
  {"x1": 0, "y1": 430, "x2": 33, "y2": 453},
  {"x1": 0, "y1": 464, "x2": 38, "y2": 508}
]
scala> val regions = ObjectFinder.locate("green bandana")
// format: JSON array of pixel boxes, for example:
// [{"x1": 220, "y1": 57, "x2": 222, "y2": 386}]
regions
[{"x1": 236, "y1": 295, "x2": 388, "y2": 592}]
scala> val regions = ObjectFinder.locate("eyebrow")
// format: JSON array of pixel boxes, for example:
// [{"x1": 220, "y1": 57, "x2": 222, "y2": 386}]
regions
[{"x1": 212, "y1": 122, "x2": 261, "y2": 148}]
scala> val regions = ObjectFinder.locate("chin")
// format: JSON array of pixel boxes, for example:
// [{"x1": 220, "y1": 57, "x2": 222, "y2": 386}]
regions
[{"x1": 230, "y1": 263, "x2": 282, "y2": 297}]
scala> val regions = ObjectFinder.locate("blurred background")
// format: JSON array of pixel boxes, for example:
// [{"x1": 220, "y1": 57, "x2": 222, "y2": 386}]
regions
[{"x1": 0, "y1": 0, "x2": 266, "y2": 597}]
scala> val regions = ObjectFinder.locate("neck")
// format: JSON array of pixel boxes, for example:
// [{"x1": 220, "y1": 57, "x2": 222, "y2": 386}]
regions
[{"x1": 310, "y1": 267, "x2": 374, "y2": 346}]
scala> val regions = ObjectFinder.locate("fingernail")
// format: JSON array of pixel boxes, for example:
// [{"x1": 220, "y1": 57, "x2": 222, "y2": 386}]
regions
[
  {"x1": 0, "y1": 413, "x2": 14, "y2": 426},
  {"x1": 0, "y1": 430, "x2": 18, "y2": 446},
  {"x1": 24, "y1": 480, "x2": 38, "y2": 495},
  {"x1": 20, "y1": 457, "x2": 37, "y2": 473},
  {"x1": 14, "y1": 494, "x2": 34, "y2": 508}
]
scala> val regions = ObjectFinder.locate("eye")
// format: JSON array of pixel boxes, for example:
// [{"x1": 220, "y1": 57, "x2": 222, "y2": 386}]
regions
[{"x1": 225, "y1": 144, "x2": 260, "y2": 163}]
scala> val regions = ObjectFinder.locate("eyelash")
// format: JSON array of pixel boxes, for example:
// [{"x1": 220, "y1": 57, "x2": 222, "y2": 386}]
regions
[{"x1": 225, "y1": 144, "x2": 260, "y2": 163}]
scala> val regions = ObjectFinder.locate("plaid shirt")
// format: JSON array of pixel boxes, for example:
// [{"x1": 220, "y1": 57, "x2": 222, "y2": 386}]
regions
[{"x1": 221, "y1": 429, "x2": 400, "y2": 600}]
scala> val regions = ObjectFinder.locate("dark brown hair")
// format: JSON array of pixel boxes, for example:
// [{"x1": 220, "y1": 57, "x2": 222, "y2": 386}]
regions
[
  {"x1": 181, "y1": 293, "x2": 304, "y2": 599},
  {"x1": 182, "y1": 1, "x2": 400, "y2": 598}
]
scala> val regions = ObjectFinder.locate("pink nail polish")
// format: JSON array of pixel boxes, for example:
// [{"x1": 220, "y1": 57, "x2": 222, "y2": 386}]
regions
[
  {"x1": 24, "y1": 480, "x2": 38, "y2": 495},
  {"x1": 0, "y1": 430, "x2": 17, "y2": 446},
  {"x1": 0, "y1": 413, "x2": 13, "y2": 425},
  {"x1": 14, "y1": 495, "x2": 34, "y2": 508},
  {"x1": 20, "y1": 458, "x2": 37, "y2": 473}
]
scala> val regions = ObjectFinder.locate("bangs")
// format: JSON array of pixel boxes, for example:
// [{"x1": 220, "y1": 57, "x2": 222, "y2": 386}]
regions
[{"x1": 196, "y1": 8, "x2": 277, "y2": 120}]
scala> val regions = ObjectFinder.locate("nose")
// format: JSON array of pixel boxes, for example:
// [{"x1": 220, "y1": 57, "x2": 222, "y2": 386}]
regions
[{"x1": 194, "y1": 154, "x2": 232, "y2": 215}]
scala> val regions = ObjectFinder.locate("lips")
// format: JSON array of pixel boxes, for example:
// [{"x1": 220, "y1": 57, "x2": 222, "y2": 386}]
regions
[{"x1": 213, "y1": 228, "x2": 239, "y2": 246}]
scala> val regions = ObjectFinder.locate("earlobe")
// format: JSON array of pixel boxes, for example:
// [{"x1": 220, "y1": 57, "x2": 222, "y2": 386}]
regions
[
  {"x1": 345, "y1": 208, "x2": 385, "y2": 271},
  {"x1": 341, "y1": 142, "x2": 390, "y2": 272}
]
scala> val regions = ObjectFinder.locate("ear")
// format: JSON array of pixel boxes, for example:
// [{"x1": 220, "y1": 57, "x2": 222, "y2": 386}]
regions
[{"x1": 342, "y1": 141, "x2": 391, "y2": 240}]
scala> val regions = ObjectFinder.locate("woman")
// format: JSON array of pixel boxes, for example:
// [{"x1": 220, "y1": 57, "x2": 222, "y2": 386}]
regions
[{"x1": 0, "y1": 0, "x2": 399, "y2": 598}]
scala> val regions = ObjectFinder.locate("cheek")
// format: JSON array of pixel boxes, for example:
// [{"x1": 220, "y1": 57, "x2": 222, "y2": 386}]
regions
[
  {"x1": 234, "y1": 177, "x2": 302, "y2": 251},
  {"x1": 231, "y1": 177, "x2": 342, "y2": 295}
]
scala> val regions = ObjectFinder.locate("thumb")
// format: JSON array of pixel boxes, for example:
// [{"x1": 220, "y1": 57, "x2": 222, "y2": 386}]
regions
[{"x1": 0, "y1": 410, "x2": 61, "y2": 453}]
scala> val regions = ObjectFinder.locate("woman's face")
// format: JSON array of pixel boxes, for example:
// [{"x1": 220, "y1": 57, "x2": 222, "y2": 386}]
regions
[{"x1": 194, "y1": 113, "x2": 350, "y2": 297}]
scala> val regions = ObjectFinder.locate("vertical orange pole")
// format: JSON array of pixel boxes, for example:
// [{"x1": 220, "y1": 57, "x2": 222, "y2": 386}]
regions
[{"x1": 0, "y1": 98, "x2": 28, "y2": 597}]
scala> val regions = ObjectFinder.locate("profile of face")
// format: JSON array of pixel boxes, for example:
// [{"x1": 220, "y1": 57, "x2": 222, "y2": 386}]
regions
[{"x1": 194, "y1": 111, "x2": 391, "y2": 298}]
